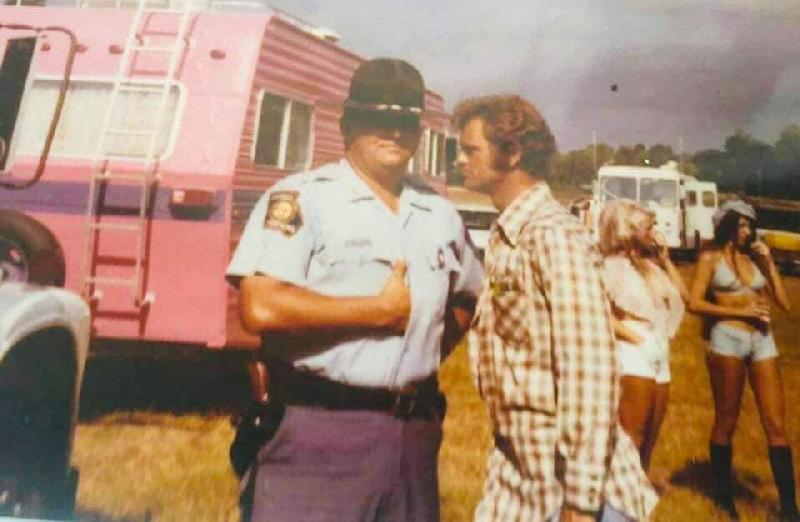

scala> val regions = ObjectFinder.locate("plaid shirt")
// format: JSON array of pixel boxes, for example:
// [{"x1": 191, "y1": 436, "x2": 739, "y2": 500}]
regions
[{"x1": 468, "y1": 184, "x2": 658, "y2": 521}]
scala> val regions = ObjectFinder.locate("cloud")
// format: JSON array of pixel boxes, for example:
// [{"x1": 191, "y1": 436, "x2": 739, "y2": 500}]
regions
[{"x1": 269, "y1": 0, "x2": 800, "y2": 151}]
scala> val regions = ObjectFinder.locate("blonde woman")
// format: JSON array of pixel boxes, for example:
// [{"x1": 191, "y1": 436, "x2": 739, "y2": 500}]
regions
[
  {"x1": 598, "y1": 199, "x2": 688, "y2": 472},
  {"x1": 690, "y1": 200, "x2": 797, "y2": 521}
]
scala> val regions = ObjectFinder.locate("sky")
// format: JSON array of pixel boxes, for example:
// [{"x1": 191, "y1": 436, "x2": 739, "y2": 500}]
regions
[{"x1": 269, "y1": 0, "x2": 800, "y2": 153}]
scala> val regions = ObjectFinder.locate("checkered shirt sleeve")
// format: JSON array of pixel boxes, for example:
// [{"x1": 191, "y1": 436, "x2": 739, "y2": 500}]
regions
[{"x1": 530, "y1": 223, "x2": 618, "y2": 512}]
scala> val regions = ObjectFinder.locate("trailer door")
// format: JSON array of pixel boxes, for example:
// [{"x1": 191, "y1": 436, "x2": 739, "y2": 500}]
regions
[{"x1": 0, "y1": 38, "x2": 36, "y2": 169}]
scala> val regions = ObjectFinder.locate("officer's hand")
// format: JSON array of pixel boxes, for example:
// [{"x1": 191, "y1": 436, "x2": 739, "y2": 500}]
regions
[{"x1": 379, "y1": 259, "x2": 411, "y2": 332}]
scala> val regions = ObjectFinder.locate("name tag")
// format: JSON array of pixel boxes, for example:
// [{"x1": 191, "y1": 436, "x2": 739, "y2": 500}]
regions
[{"x1": 345, "y1": 238, "x2": 373, "y2": 248}]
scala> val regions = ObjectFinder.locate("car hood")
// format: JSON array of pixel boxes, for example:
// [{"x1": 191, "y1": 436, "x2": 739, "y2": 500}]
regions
[{"x1": 0, "y1": 282, "x2": 90, "y2": 369}]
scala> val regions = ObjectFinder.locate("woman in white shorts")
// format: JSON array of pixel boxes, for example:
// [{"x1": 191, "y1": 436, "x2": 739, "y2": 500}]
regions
[
  {"x1": 690, "y1": 200, "x2": 798, "y2": 521},
  {"x1": 598, "y1": 200, "x2": 688, "y2": 471}
]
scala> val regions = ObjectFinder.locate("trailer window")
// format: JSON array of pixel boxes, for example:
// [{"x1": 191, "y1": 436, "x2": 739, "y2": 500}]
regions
[
  {"x1": 702, "y1": 191, "x2": 716, "y2": 207},
  {"x1": 410, "y1": 128, "x2": 427, "y2": 177},
  {"x1": 254, "y1": 92, "x2": 313, "y2": 170},
  {"x1": 14, "y1": 79, "x2": 180, "y2": 159},
  {"x1": 428, "y1": 130, "x2": 446, "y2": 178},
  {"x1": 686, "y1": 190, "x2": 697, "y2": 206},
  {"x1": 409, "y1": 129, "x2": 446, "y2": 178}
]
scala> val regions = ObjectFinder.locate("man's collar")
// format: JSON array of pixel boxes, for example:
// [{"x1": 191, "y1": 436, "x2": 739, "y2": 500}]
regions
[
  {"x1": 495, "y1": 182, "x2": 551, "y2": 246},
  {"x1": 340, "y1": 159, "x2": 377, "y2": 202}
]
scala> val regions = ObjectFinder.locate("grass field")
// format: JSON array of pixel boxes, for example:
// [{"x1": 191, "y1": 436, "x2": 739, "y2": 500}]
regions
[{"x1": 71, "y1": 265, "x2": 800, "y2": 522}]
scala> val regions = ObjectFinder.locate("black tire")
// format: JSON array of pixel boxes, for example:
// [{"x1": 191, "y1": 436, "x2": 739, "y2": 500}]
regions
[
  {"x1": 0, "y1": 329, "x2": 78, "y2": 519},
  {"x1": 0, "y1": 209, "x2": 65, "y2": 286}
]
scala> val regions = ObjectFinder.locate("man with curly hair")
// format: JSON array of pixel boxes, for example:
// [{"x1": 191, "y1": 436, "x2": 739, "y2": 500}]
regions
[{"x1": 454, "y1": 95, "x2": 657, "y2": 522}]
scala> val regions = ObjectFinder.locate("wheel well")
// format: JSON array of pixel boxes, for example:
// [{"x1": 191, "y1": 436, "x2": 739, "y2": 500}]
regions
[{"x1": 0, "y1": 209, "x2": 66, "y2": 287}]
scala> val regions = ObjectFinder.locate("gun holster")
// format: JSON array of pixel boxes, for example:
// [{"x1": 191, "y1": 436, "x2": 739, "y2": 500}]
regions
[{"x1": 229, "y1": 399, "x2": 285, "y2": 478}]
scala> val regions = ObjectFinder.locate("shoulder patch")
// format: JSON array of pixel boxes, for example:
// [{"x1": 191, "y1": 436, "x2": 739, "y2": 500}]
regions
[{"x1": 264, "y1": 190, "x2": 303, "y2": 236}]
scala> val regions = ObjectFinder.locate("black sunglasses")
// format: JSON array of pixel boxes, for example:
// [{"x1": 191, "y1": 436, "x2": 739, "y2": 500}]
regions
[{"x1": 349, "y1": 111, "x2": 421, "y2": 132}]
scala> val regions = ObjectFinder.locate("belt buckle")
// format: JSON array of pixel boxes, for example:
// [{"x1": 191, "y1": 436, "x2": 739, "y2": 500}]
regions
[{"x1": 392, "y1": 385, "x2": 418, "y2": 419}]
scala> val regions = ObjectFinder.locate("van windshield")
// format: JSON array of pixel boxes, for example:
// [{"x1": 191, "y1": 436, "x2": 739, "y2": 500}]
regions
[
  {"x1": 640, "y1": 179, "x2": 678, "y2": 208},
  {"x1": 599, "y1": 176, "x2": 636, "y2": 200}
]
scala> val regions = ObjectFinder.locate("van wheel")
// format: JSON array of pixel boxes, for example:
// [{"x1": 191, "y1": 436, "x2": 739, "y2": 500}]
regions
[{"x1": 0, "y1": 210, "x2": 65, "y2": 286}]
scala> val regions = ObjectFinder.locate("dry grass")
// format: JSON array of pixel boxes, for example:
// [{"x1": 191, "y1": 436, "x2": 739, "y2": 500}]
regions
[{"x1": 72, "y1": 267, "x2": 800, "y2": 521}]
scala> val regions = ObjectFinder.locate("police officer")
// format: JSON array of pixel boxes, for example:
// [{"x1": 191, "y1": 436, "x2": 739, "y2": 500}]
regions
[{"x1": 226, "y1": 58, "x2": 483, "y2": 522}]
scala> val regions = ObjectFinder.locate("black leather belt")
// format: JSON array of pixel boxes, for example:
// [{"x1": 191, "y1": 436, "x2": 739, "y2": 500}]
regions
[{"x1": 266, "y1": 362, "x2": 445, "y2": 420}]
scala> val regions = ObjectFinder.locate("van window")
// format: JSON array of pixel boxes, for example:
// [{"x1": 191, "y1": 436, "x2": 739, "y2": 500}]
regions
[
  {"x1": 702, "y1": 191, "x2": 716, "y2": 207},
  {"x1": 600, "y1": 176, "x2": 636, "y2": 200},
  {"x1": 14, "y1": 79, "x2": 180, "y2": 159},
  {"x1": 640, "y1": 178, "x2": 678, "y2": 207},
  {"x1": 254, "y1": 92, "x2": 313, "y2": 170},
  {"x1": 686, "y1": 190, "x2": 697, "y2": 206}
]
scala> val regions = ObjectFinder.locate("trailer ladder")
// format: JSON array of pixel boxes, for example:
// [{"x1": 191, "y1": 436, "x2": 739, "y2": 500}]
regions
[{"x1": 80, "y1": 0, "x2": 193, "y2": 307}]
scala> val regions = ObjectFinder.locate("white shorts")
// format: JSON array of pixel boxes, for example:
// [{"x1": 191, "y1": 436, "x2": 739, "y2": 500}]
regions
[{"x1": 617, "y1": 321, "x2": 671, "y2": 384}]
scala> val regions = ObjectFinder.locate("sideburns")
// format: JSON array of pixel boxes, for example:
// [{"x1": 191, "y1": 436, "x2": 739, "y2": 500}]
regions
[{"x1": 491, "y1": 150, "x2": 515, "y2": 172}]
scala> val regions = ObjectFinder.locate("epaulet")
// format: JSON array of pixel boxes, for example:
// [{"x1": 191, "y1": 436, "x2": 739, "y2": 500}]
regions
[
  {"x1": 404, "y1": 173, "x2": 440, "y2": 195},
  {"x1": 309, "y1": 162, "x2": 342, "y2": 183},
  {"x1": 270, "y1": 170, "x2": 315, "y2": 190},
  {"x1": 271, "y1": 164, "x2": 339, "y2": 191}
]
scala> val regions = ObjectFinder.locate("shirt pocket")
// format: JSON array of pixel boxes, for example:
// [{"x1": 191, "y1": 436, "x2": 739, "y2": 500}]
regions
[
  {"x1": 489, "y1": 271, "x2": 530, "y2": 348},
  {"x1": 500, "y1": 357, "x2": 557, "y2": 415},
  {"x1": 320, "y1": 240, "x2": 395, "y2": 296}
]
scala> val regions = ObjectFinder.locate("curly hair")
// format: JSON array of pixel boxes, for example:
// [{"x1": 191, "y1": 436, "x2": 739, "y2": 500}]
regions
[{"x1": 452, "y1": 95, "x2": 556, "y2": 176}]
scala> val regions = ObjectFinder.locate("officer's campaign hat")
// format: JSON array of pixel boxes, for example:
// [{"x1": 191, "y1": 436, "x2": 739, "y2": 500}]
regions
[{"x1": 343, "y1": 58, "x2": 425, "y2": 115}]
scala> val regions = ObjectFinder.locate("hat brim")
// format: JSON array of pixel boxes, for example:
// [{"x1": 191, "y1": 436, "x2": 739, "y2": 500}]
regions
[
  {"x1": 712, "y1": 201, "x2": 757, "y2": 229},
  {"x1": 343, "y1": 99, "x2": 424, "y2": 115}
]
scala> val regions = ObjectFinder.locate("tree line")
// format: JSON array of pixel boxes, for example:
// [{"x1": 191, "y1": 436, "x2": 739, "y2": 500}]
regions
[{"x1": 449, "y1": 124, "x2": 800, "y2": 201}]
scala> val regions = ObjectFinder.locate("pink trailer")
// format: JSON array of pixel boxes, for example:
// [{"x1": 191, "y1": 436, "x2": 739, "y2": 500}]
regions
[{"x1": 0, "y1": 0, "x2": 450, "y2": 352}]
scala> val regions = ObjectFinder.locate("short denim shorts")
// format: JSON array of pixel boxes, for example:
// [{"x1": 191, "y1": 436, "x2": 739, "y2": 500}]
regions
[
  {"x1": 616, "y1": 321, "x2": 671, "y2": 384},
  {"x1": 708, "y1": 322, "x2": 778, "y2": 361}
]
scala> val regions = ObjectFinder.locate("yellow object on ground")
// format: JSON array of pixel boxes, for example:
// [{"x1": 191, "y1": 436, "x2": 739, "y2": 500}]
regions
[{"x1": 762, "y1": 230, "x2": 800, "y2": 252}]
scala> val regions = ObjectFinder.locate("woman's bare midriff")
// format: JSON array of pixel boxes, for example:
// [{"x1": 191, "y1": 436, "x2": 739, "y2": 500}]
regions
[{"x1": 713, "y1": 290, "x2": 766, "y2": 333}]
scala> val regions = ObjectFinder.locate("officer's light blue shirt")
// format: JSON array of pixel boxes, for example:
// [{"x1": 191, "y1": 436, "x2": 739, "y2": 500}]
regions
[{"x1": 227, "y1": 160, "x2": 484, "y2": 388}]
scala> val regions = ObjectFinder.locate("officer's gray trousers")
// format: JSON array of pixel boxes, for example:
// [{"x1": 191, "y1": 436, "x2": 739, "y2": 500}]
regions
[{"x1": 241, "y1": 404, "x2": 443, "y2": 522}]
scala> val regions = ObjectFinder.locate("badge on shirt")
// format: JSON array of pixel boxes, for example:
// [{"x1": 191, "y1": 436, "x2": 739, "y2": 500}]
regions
[
  {"x1": 264, "y1": 191, "x2": 302, "y2": 237},
  {"x1": 490, "y1": 275, "x2": 518, "y2": 297}
]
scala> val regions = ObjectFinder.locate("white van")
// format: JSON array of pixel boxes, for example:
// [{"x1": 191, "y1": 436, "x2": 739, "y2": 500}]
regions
[{"x1": 590, "y1": 162, "x2": 718, "y2": 251}]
